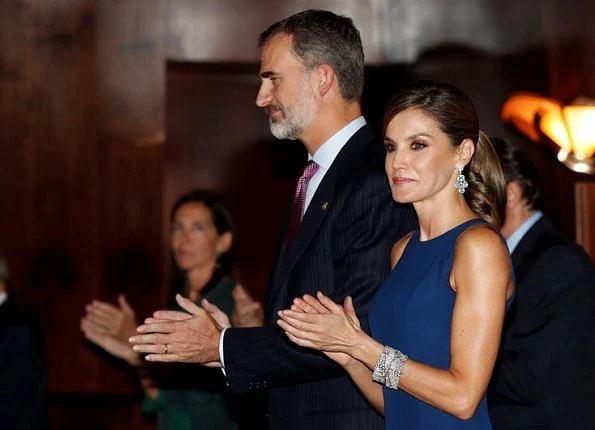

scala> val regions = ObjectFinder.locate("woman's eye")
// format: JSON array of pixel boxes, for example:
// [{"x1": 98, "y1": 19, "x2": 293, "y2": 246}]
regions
[
  {"x1": 383, "y1": 142, "x2": 396, "y2": 153},
  {"x1": 411, "y1": 141, "x2": 427, "y2": 150}
]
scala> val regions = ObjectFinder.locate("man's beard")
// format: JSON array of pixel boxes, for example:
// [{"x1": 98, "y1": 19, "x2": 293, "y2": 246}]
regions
[{"x1": 269, "y1": 84, "x2": 316, "y2": 140}]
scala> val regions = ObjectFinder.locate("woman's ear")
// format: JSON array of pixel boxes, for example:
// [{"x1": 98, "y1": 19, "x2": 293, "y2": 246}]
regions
[
  {"x1": 457, "y1": 138, "x2": 475, "y2": 167},
  {"x1": 216, "y1": 232, "x2": 233, "y2": 254}
]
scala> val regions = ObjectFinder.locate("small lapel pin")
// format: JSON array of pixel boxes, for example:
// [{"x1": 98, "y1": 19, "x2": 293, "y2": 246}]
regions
[{"x1": 321, "y1": 201, "x2": 329, "y2": 211}]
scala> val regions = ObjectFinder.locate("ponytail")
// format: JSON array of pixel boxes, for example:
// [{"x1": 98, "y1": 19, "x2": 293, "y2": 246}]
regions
[{"x1": 465, "y1": 131, "x2": 507, "y2": 227}]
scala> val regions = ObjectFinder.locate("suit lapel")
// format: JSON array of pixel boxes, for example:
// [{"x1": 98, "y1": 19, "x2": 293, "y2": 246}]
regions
[
  {"x1": 280, "y1": 168, "x2": 336, "y2": 281},
  {"x1": 270, "y1": 125, "x2": 376, "y2": 304}
]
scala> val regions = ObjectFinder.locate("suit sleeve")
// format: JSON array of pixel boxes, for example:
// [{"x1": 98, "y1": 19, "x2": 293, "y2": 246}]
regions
[
  {"x1": 223, "y1": 171, "x2": 416, "y2": 393},
  {"x1": 0, "y1": 325, "x2": 46, "y2": 428},
  {"x1": 490, "y1": 244, "x2": 595, "y2": 415}
]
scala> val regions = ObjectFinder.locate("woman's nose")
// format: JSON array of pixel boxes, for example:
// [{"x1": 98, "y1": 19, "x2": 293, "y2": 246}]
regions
[{"x1": 390, "y1": 150, "x2": 407, "y2": 170}]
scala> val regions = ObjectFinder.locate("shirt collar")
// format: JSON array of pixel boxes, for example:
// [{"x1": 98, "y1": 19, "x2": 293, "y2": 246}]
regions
[
  {"x1": 506, "y1": 211, "x2": 543, "y2": 254},
  {"x1": 310, "y1": 116, "x2": 366, "y2": 170},
  {"x1": 0, "y1": 291, "x2": 7, "y2": 307}
]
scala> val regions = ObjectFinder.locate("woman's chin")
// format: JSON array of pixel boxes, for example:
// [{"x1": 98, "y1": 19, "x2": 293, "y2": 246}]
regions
[
  {"x1": 174, "y1": 259, "x2": 215, "y2": 274},
  {"x1": 391, "y1": 192, "x2": 413, "y2": 205},
  {"x1": 174, "y1": 259, "x2": 193, "y2": 272}
]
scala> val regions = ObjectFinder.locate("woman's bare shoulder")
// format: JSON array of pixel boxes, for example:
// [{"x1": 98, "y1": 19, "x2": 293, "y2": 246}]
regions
[
  {"x1": 455, "y1": 224, "x2": 508, "y2": 259},
  {"x1": 452, "y1": 223, "x2": 512, "y2": 294}
]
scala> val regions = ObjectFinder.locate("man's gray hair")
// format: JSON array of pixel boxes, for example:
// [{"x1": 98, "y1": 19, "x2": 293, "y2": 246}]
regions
[{"x1": 258, "y1": 9, "x2": 365, "y2": 103}]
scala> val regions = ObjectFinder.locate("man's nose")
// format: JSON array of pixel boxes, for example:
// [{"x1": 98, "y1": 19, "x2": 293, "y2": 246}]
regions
[{"x1": 255, "y1": 83, "x2": 272, "y2": 108}]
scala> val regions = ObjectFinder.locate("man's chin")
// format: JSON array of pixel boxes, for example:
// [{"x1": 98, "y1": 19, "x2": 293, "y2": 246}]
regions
[{"x1": 270, "y1": 123, "x2": 298, "y2": 140}]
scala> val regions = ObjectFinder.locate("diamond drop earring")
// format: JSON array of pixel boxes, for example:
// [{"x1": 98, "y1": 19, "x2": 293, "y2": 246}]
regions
[{"x1": 455, "y1": 166, "x2": 468, "y2": 194}]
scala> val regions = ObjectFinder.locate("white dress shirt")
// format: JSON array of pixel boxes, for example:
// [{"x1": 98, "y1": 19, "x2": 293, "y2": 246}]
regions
[
  {"x1": 304, "y1": 116, "x2": 367, "y2": 211},
  {"x1": 219, "y1": 116, "x2": 367, "y2": 370},
  {"x1": 506, "y1": 211, "x2": 543, "y2": 254}
]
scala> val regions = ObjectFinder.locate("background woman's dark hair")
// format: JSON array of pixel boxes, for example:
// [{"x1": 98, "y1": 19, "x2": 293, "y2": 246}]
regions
[
  {"x1": 382, "y1": 80, "x2": 506, "y2": 227},
  {"x1": 168, "y1": 189, "x2": 236, "y2": 306}
]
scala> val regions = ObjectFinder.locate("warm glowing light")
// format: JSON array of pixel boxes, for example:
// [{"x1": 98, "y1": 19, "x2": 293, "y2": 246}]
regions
[
  {"x1": 540, "y1": 109, "x2": 571, "y2": 152},
  {"x1": 563, "y1": 107, "x2": 595, "y2": 159},
  {"x1": 501, "y1": 92, "x2": 595, "y2": 174},
  {"x1": 501, "y1": 94, "x2": 562, "y2": 142}
]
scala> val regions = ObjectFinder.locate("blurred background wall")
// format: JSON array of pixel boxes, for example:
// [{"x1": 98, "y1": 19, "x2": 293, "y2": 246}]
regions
[{"x1": 0, "y1": 0, "x2": 593, "y2": 428}]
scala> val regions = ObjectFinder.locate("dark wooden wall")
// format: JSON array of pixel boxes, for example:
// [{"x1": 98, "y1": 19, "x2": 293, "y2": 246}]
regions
[
  {"x1": 0, "y1": 1, "x2": 164, "y2": 428},
  {"x1": 165, "y1": 63, "x2": 305, "y2": 303},
  {"x1": 0, "y1": 1, "x2": 593, "y2": 429}
]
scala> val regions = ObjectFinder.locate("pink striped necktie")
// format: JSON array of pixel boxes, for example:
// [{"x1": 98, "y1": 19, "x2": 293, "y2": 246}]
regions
[{"x1": 286, "y1": 160, "x2": 320, "y2": 250}]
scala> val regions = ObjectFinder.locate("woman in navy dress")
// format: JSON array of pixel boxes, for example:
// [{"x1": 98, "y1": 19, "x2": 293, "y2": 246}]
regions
[{"x1": 277, "y1": 81, "x2": 515, "y2": 429}]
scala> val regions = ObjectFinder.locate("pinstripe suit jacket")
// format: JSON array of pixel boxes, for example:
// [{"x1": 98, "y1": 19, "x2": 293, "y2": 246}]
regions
[{"x1": 223, "y1": 125, "x2": 417, "y2": 429}]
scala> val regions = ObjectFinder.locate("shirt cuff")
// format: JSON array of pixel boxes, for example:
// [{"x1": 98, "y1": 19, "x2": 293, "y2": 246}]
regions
[{"x1": 219, "y1": 327, "x2": 228, "y2": 375}]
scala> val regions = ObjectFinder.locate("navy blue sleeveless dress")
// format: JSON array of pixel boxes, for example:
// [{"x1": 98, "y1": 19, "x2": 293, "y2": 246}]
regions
[{"x1": 369, "y1": 219, "x2": 505, "y2": 429}]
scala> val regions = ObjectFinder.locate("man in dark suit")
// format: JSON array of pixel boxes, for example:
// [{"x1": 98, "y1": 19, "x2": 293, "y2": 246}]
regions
[
  {"x1": 488, "y1": 137, "x2": 595, "y2": 430},
  {"x1": 130, "y1": 9, "x2": 416, "y2": 429},
  {"x1": 0, "y1": 251, "x2": 46, "y2": 429}
]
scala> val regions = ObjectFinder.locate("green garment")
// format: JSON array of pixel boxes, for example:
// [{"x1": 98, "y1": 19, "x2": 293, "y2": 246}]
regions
[{"x1": 143, "y1": 278, "x2": 238, "y2": 430}]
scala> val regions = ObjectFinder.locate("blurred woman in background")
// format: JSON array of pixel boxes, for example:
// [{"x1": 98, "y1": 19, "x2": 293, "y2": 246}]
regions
[{"x1": 81, "y1": 189, "x2": 262, "y2": 430}]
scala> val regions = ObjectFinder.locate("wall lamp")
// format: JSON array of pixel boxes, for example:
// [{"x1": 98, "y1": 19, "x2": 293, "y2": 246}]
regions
[{"x1": 501, "y1": 92, "x2": 595, "y2": 174}]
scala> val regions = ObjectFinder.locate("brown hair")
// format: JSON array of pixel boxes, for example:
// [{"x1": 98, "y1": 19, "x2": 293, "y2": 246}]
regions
[{"x1": 383, "y1": 80, "x2": 506, "y2": 227}]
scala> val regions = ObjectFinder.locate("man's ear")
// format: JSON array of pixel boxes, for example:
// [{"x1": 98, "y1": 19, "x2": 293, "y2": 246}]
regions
[
  {"x1": 315, "y1": 64, "x2": 335, "y2": 97},
  {"x1": 506, "y1": 181, "x2": 523, "y2": 209}
]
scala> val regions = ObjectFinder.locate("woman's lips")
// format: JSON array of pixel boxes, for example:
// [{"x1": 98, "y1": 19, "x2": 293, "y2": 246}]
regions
[
  {"x1": 392, "y1": 177, "x2": 414, "y2": 185},
  {"x1": 174, "y1": 250, "x2": 192, "y2": 258}
]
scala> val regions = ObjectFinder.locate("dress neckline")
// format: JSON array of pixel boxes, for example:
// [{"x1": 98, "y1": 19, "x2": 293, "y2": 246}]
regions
[{"x1": 414, "y1": 218, "x2": 485, "y2": 244}]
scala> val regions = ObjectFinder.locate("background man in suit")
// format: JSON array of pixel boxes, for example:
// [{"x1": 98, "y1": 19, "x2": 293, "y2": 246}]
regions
[
  {"x1": 0, "y1": 250, "x2": 46, "y2": 429},
  {"x1": 130, "y1": 9, "x2": 416, "y2": 429},
  {"x1": 488, "y1": 137, "x2": 595, "y2": 430}
]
